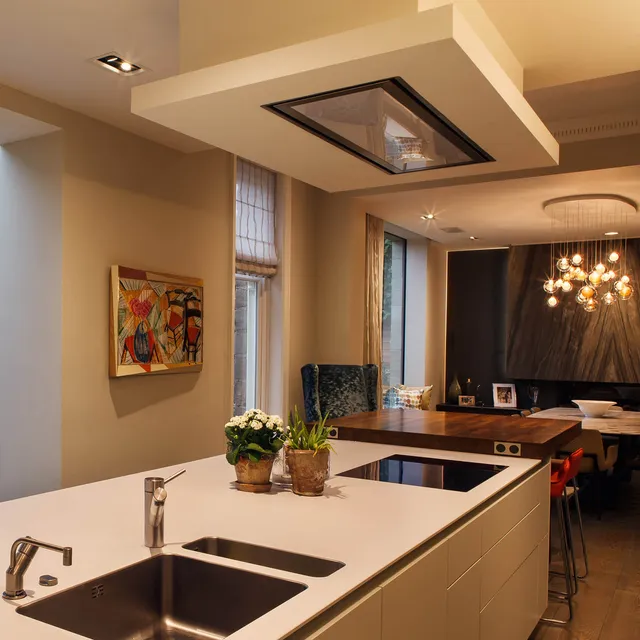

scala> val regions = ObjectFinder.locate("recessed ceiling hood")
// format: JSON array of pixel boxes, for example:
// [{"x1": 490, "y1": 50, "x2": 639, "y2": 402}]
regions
[{"x1": 132, "y1": 4, "x2": 559, "y2": 193}]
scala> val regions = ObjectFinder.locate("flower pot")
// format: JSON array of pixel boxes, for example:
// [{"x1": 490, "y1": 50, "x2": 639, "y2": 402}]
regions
[
  {"x1": 234, "y1": 455, "x2": 275, "y2": 493},
  {"x1": 286, "y1": 449, "x2": 330, "y2": 496}
]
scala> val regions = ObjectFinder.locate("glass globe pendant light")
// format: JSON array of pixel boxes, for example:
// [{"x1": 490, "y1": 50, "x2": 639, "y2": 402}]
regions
[
  {"x1": 557, "y1": 257, "x2": 571, "y2": 272},
  {"x1": 579, "y1": 285, "x2": 596, "y2": 300},
  {"x1": 571, "y1": 253, "x2": 583, "y2": 266},
  {"x1": 561, "y1": 280, "x2": 573, "y2": 293},
  {"x1": 546, "y1": 295, "x2": 559, "y2": 308},
  {"x1": 602, "y1": 291, "x2": 617, "y2": 305},
  {"x1": 588, "y1": 270, "x2": 603, "y2": 287},
  {"x1": 608, "y1": 251, "x2": 620, "y2": 264},
  {"x1": 543, "y1": 279, "x2": 555, "y2": 294},
  {"x1": 619, "y1": 284, "x2": 633, "y2": 301},
  {"x1": 584, "y1": 298, "x2": 599, "y2": 313}
]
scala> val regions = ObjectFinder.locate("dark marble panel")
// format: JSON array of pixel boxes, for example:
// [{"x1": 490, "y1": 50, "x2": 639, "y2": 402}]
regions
[{"x1": 506, "y1": 241, "x2": 640, "y2": 383}]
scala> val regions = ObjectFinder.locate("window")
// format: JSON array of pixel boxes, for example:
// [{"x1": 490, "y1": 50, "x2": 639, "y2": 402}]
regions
[
  {"x1": 382, "y1": 232, "x2": 406, "y2": 387},
  {"x1": 234, "y1": 277, "x2": 259, "y2": 415},
  {"x1": 233, "y1": 159, "x2": 277, "y2": 415}
]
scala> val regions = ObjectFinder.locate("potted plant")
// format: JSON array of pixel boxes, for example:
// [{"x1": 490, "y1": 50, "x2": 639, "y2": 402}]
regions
[
  {"x1": 225, "y1": 409, "x2": 286, "y2": 492},
  {"x1": 286, "y1": 407, "x2": 335, "y2": 496}
]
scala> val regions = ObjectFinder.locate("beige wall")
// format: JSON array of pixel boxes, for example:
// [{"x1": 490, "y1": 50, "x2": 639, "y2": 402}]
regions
[
  {"x1": 425, "y1": 240, "x2": 448, "y2": 405},
  {"x1": 287, "y1": 179, "x2": 320, "y2": 413},
  {"x1": 287, "y1": 183, "x2": 367, "y2": 412},
  {"x1": 62, "y1": 137, "x2": 234, "y2": 487},
  {"x1": 180, "y1": 0, "x2": 418, "y2": 72},
  {"x1": 0, "y1": 84, "x2": 235, "y2": 488},
  {"x1": 313, "y1": 191, "x2": 367, "y2": 364},
  {"x1": 0, "y1": 132, "x2": 63, "y2": 500}
]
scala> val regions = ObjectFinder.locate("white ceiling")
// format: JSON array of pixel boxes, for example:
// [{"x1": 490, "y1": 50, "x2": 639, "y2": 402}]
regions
[
  {"x1": 479, "y1": 0, "x2": 640, "y2": 91},
  {"x1": 133, "y1": 5, "x2": 558, "y2": 193},
  {"x1": 0, "y1": 108, "x2": 59, "y2": 145},
  {"x1": 361, "y1": 166, "x2": 640, "y2": 248},
  {"x1": 0, "y1": 0, "x2": 206, "y2": 152}
]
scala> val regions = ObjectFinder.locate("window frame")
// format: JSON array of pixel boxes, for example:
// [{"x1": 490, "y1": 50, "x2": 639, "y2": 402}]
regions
[
  {"x1": 233, "y1": 274, "x2": 261, "y2": 415},
  {"x1": 382, "y1": 231, "x2": 408, "y2": 386}
]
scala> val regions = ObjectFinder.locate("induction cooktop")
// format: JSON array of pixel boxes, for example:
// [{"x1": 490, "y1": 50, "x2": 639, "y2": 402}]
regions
[{"x1": 338, "y1": 454, "x2": 507, "y2": 492}]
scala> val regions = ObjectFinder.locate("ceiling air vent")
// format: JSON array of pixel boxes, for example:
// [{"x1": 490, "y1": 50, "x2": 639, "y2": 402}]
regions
[
  {"x1": 550, "y1": 113, "x2": 640, "y2": 143},
  {"x1": 440, "y1": 226, "x2": 465, "y2": 234}
]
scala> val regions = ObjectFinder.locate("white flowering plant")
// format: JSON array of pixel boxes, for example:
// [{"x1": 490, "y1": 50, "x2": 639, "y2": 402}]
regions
[{"x1": 225, "y1": 409, "x2": 287, "y2": 465}]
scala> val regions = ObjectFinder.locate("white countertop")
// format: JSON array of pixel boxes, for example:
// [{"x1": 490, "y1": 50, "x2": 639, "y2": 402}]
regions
[
  {"x1": 0, "y1": 441, "x2": 540, "y2": 640},
  {"x1": 530, "y1": 407, "x2": 640, "y2": 435}
]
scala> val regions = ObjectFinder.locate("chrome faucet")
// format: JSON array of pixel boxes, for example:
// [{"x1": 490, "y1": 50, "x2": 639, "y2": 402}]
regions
[
  {"x1": 144, "y1": 468, "x2": 186, "y2": 548},
  {"x1": 3, "y1": 537, "x2": 73, "y2": 600}
]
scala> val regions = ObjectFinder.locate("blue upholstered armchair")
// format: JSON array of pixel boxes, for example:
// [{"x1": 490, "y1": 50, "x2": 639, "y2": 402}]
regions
[{"x1": 301, "y1": 364, "x2": 379, "y2": 422}]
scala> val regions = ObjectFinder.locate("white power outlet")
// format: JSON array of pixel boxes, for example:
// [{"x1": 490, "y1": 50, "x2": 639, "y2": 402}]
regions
[{"x1": 493, "y1": 441, "x2": 522, "y2": 457}]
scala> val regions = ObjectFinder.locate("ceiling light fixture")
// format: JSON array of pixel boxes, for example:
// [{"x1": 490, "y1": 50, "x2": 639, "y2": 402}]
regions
[
  {"x1": 469, "y1": 236, "x2": 479, "y2": 240},
  {"x1": 541, "y1": 195, "x2": 637, "y2": 312},
  {"x1": 92, "y1": 53, "x2": 144, "y2": 76},
  {"x1": 264, "y1": 77, "x2": 492, "y2": 175},
  {"x1": 421, "y1": 213, "x2": 435, "y2": 220}
]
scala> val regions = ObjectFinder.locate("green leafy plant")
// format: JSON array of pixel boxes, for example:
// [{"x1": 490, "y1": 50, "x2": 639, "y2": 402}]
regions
[
  {"x1": 225, "y1": 409, "x2": 286, "y2": 465},
  {"x1": 286, "y1": 406, "x2": 335, "y2": 454}
]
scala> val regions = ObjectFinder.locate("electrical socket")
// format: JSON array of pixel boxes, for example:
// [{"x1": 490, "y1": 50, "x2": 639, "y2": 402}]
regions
[
  {"x1": 327, "y1": 427, "x2": 339, "y2": 439},
  {"x1": 493, "y1": 441, "x2": 522, "y2": 457}
]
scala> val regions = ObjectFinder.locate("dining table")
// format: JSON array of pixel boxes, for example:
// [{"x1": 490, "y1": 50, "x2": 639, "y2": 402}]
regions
[{"x1": 529, "y1": 407, "x2": 640, "y2": 436}]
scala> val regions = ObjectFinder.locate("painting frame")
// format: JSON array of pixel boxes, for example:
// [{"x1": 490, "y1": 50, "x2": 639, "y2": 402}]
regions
[
  {"x1": 109, "y1": 265, "x2": 204, "y2": 378},
  {"x1": 458, "y1": 395, "x2": 476, "y2": 407},
  {"x1": 492, "y1": 383, "x2": 517, "y2": 408}
]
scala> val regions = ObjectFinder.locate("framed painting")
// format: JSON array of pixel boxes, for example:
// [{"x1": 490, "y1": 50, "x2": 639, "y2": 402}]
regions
[
  {"x1": 492, "y1": 383, "x2": 517, "y2": 408},
  {"x1": 110, "y1": 266, "x2": 203, "y2": 377}
]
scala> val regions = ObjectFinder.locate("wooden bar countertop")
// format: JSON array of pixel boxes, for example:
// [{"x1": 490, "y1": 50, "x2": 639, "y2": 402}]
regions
[{"x1": 329, "y1": 409, "x2": 581, "y2": 459}]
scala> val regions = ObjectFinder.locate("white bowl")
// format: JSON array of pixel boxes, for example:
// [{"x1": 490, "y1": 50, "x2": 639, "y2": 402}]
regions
[{"x1": 573, "y1": 399, "x2": 616, "y2": 418}]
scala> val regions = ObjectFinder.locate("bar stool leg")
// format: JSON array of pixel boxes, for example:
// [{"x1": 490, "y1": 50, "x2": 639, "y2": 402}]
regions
[
  {"x1": 543, "y1": 497, "x2": 574, "y2": 624},
  {"x1": 563, "y1": 488, "x2": 579, "y2": 595},
  {"x1": 572, "y1": 477, "x2": 589, "y2": 579}
]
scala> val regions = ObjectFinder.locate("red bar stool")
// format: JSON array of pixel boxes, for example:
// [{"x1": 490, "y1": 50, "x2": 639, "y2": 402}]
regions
[
  {"x1": 542, "y1": 456, "x2": 574, "y2": 625},
  {"x1": 563, "y1": 449, "x2": 589, "y2": 589}
]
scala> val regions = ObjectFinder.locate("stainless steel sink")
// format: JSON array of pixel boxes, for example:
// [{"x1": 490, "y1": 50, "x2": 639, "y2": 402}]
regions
[
  {"x1": 18, "y1": 554, "x2": 306, "y2": 639},
  {"x1": 183, "y1": 537, "x2": 344, "y2": 578}
]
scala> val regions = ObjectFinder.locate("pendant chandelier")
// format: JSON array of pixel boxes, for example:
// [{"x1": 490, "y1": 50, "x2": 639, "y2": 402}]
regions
[{"x1": 542, "y1": 195, "x2": 637, "y2": 312}]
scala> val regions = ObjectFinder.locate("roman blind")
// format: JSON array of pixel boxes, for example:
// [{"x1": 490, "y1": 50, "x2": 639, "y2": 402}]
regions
[{"x1": 236, "y1": 158, "x2": 278, "y2": 277}]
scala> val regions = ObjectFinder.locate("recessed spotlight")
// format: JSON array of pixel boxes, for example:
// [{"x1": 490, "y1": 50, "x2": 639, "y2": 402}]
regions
[
  {"x1": 421, "y1": 213, "x2": 435, "y2": 220},
  {"x1": 92, "y1": 53, "x2": 144, "y2": 76},
  {"x1": 469, "y1": 236, "x2": 479, "y2": 240},
  {"x1": 604, "y1": 231, "x2": 619, "y2": 236}
]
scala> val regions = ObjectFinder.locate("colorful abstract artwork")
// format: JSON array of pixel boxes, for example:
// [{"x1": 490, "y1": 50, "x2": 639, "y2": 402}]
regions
[{"x1": 109, "y1": 266, "x2": 203, "y2": 377}]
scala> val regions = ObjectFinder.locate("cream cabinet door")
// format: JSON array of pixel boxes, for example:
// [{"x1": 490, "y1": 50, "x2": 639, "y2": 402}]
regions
[
  {"x1": 447, "y1": 560, "x2": 481, "y2": 640},
  {"x1": 305, "y1": 588, "x2": 382, "y2": 640},
  {"x1": 381, "y1": 541, "x2": 448, "y2": 640}
]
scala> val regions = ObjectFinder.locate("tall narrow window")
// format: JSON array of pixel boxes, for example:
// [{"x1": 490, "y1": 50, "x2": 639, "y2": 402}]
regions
[
  {"x1": 382, "y1": 232, "x2": 406, "y2": 387},
  {"x1": 234, "y1": 277, "x2": 258, "y2": 415},
  {"x1": 233, "y1": 159, "x2": 277, "y2": 415}
]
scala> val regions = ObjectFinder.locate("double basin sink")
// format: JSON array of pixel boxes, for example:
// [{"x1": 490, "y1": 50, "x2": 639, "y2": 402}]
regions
[{"x1": 18, "y1": 538, "x2": 345, "y2": 640}]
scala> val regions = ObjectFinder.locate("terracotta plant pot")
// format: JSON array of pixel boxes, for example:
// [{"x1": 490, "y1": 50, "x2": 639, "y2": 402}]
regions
[
  {"x1": 286, "y1": 449, "x2": 330, "y2": 496},
  {"x1": 234, "y1": 455, "x2": 275, "y2": 493}
]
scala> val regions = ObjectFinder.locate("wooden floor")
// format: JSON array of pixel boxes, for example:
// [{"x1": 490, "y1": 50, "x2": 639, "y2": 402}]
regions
[{"x1": 530, "y1": 472, "x2": 640, "y2": 640}]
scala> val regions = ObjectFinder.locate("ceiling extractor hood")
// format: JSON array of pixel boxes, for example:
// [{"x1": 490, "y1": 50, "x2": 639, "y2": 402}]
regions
[{"x1": 132, "y1": 3, "x2": 559, "y2": 193}]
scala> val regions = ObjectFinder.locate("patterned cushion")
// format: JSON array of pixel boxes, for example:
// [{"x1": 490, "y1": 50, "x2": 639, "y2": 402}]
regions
[
  {"x1": 395, "y1": 388, "x2": 424, "y2": 410},
  {"x1": 399, "y1": 384, "x2": 434, "y2": 410},
  {"x1": 382, "y1": 386, "x2": 399, "y2": 409}
]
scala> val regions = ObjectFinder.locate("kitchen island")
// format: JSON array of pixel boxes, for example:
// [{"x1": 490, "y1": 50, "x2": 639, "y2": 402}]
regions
[
  {"x1": 0, "y1": 440, "x2": 549, "y2": 640},
  {"x1": 330, "y1": 408, "x2": 581, "y2": 459}
]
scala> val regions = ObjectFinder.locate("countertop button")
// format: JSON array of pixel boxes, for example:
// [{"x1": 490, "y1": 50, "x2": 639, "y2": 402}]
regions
[{"x1": 39, "y1": 575, "x2": 58, "y2": 587}]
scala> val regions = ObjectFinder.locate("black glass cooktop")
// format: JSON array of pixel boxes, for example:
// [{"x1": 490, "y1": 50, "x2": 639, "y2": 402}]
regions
[{"x1": 338, "y1": 454, "x2": 507, "y2": 492}]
